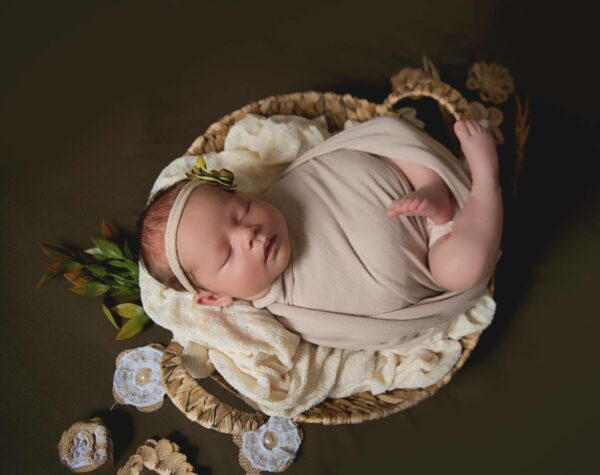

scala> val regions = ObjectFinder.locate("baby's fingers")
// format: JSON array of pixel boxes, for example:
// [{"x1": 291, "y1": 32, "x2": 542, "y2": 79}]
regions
[{"x1": 386, "y1": 198, "x2": 407, "y2": 217}]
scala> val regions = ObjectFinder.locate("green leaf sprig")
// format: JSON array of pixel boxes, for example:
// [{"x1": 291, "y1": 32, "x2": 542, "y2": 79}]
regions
[{"x1": 37, "y1": 218, "x2": 149, "y2": 340}]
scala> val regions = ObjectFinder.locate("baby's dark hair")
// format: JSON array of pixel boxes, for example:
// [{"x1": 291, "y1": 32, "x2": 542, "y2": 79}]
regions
[{"x1": 135, "y1": 178, "x2": 204, "y2": 293}]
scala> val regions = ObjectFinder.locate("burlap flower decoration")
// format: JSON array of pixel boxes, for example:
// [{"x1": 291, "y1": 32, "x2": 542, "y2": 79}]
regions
[
  {"x1": 57, "y1": 417, "x2": 112, "y2": 473},
  {"x1": 466, "y1": 61, "x2": 515, "y2": 105},
  {"x1": 112, "y1": 343, "x2": 166, "y2": 412},
  {"x1": 390, "y1": 55, "x2": 440, "y2": 91},
  {"x1": 465, "y1": 101, "x2": 505, "y2": 145},
  {"x1": 234, "y1": 416, "x2": 303, "y2": 473},
  {"x1": 117, "y1": 439, "x2": 197, "y2": 475},
  {"x1": 391, "y1": 66, "x2": 429, "y2": 90}
]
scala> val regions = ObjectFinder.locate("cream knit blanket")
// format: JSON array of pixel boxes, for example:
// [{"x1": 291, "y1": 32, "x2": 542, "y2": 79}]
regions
[{"x1": 139, "y1": 112, "x2": 496, "y2": 418}]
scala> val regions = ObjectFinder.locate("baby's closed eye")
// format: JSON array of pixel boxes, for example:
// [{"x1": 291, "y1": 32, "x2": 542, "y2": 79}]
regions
[{"x1": 223, "y1": 198, "x2": 251, "y2": 266}]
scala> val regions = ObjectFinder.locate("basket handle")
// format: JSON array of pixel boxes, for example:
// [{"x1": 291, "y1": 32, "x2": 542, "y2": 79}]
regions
[
  {"x1": 160, "y1": 341, "x2": 268, "y2": 435},
  {"x1": 381, "y1": 77, "x2": 470, "y2": 121}
]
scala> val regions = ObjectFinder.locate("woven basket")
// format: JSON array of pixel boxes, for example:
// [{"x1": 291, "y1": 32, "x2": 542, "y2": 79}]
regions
[{"x1": 160, "y1": 75, "x2": 495, "y2": 435}]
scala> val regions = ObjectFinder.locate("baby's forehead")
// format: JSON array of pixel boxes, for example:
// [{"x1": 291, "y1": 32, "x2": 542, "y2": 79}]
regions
[
  {"x1": 183, "y1": 185, "x2": 244, "y2": 225},
  {"x1": 190, "y1": 185, "x2": 243, "y2": 208}
]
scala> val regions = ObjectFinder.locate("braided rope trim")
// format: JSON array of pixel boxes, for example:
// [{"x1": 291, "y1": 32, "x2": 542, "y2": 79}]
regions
[
  {"x1": 116, "y1": 438, "x2": 197, "y2": 475},
  {"x1": 161, "y1": 342, "x2": 268, "y2": 435}
]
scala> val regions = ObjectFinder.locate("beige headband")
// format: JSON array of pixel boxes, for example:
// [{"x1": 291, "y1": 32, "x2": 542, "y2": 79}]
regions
[
  {"x1": 163, "y1": 155, "x2": 237, "y2": 293},
  {"x1": 164, "y1": 180, "x2": 203, "y2": 293}
]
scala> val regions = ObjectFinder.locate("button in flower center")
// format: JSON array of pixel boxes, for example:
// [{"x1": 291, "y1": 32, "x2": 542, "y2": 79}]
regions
[
  {"x1": 135, "y1": 367, "x2": 153, "y2": 386},
  {"x1": 262, "y1": 431, "x2": 278, "y2": 449}
]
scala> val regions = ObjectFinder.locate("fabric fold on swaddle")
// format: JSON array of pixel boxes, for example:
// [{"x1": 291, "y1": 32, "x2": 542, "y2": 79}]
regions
[{"x1": 251, "y1": 116, "x2": 502, "y2": 351}]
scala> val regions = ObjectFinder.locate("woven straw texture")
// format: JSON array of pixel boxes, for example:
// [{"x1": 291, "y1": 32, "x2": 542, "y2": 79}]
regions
[
  {"x1": 116, "y1": 438, "x2": 197, "y2": 474},
  {"x1": 160, "y1": 75, "x2": 495, "y2": 435}
]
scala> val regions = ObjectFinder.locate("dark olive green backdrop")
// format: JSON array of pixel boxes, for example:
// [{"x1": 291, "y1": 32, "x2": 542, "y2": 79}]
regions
[{"x1": 1, "y1": 0, "x2": 598, "y2": 473}]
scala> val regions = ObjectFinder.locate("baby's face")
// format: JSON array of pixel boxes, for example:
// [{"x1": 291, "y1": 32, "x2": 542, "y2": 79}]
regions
[{"x1": 176, "y1": 184, "x2": 291, "y2": 305}]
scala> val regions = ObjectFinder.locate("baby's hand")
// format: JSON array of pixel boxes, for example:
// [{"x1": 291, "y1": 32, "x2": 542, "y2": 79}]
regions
[
  {"x1": 386, "y1": 184, "x2": 454, "y2": 224},
  {"x1": 387, "y1": 195, "x2": 429, "y2": 218}
]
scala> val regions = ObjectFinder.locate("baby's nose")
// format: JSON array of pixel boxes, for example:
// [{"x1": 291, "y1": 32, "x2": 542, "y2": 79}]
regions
[{"x1": 237, "y1": 224, "x2": 259, "y2": 250}]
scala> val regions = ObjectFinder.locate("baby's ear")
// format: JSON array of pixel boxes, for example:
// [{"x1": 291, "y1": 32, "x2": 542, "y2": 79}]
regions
[{"x1": 193, "y1": 290, "x2": 233, "y2": 307}]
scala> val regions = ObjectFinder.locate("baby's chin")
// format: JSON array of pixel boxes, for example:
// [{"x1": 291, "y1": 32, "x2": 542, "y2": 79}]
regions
[
  {"x1": 243, "y1": 264, "x2": 288, "y2": 302},
  {"x1": 239, "y1": 280, "x2": 276, "y2": 302}
]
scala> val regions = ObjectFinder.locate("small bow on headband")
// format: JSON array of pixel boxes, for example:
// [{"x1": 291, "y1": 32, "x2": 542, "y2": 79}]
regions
[{"x1": 185, "y1": 155, "x2": 237, "y2": 193}]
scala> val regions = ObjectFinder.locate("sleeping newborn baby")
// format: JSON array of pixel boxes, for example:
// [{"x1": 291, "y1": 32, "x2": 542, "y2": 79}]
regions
[{"x1": 137, "y1": 116, "x2": 502, "y2": 351}]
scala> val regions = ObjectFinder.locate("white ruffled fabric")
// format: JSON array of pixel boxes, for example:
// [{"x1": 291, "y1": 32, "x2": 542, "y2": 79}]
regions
[
  {"x1": 112, "y1": 346, "x2": 165, "y2": 408},
  {"x1": 241, "y1": 416, "x2": 302, "y2": 472},
  {"x1": 60, "y1": 426, "x2": 109, "y2": 470},
  {"x1": 139, "y1": 112, "x2": 496, "y2": 418}
]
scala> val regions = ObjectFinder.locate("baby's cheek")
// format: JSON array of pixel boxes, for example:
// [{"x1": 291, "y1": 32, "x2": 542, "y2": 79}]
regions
[{"x1": 238, "y1": 266, "x2": 268, "y2": 292}]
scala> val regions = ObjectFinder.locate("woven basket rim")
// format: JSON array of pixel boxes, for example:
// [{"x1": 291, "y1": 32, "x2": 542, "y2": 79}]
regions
[{"x1": 160, "y1": 77, "x2": 493, "y2": 434}]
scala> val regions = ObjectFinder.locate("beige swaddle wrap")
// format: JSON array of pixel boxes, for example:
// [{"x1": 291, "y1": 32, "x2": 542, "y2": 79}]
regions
[
  {"x1": 251, "y1": 116, "x2": 501, "y2": 351},
  {"x1": 139, "y1": 113, "x2": 500, "y2": 418}
]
